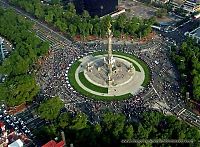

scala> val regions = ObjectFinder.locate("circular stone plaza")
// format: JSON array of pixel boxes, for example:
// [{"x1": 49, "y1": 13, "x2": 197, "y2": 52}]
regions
[{"x1": 68, "y1": 23, "x2": 150, "y2": 101}]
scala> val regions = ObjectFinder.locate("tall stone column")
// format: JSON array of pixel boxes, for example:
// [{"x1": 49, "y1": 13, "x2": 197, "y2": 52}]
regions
[{"x1": 107, "y1": 22, "x2": 114, "y2": 86}]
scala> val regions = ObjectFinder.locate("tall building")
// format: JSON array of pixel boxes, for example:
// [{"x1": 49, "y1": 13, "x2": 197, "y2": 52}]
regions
[{"x1": 68, "y1": 0, "x2": 118, "y2": 17}]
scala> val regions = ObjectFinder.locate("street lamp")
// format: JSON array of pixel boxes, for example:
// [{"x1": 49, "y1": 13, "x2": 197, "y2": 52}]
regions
[{"x1": 100, "y1": 5, "x2": 104, "y2": 17}]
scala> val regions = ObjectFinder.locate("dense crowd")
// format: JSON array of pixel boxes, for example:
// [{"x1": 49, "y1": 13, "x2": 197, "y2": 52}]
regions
[{"x1": 36, "y1": 35, "x2": 183, "y2": 123}]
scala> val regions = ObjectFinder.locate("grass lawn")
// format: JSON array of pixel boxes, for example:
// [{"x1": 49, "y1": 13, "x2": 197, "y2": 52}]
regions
[
  {"x1": 68, "y1": 59, "x2": 132, "y2": 101},
  {"x1": 68, "y1": 60, "x2": 82, "y2": 92},
  {"x1": 79, "y1": 72, "x2": 108, "y2": 93},
  {"x1": 140, "y1": 62, "x2": 151, "y2": 87}
]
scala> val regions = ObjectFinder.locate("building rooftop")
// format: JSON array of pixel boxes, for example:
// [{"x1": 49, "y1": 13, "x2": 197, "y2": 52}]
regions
[
  {"x1": 0, "y1": 107, "x2": 33, "y2": 147},
  {"x1": 42, "y1": 140, "x2": 65, "y2": 147},
  {"x1": 8, "y1": 139, "x2": 23, "y2": 147}
]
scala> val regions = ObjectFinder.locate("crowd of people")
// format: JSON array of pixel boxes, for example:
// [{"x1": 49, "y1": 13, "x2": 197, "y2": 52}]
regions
[{"x1": 36, "y1": 35, "x2": 183, "y2": 123}]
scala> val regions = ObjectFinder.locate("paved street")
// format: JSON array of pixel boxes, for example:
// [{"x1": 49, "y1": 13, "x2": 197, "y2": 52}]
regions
[
  {"x1": 158, "y1": 19, "x2": 200, "y2": 44},
  {"x1": 1, "y1": 0, "x2": 200, "y2": 131}
]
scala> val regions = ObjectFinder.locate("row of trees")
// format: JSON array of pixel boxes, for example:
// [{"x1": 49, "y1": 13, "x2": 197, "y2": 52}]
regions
[
  {"x1": 35, "y1": 97, "x2": 200, "y2": 147},
  {"x1": 171, "y1": 38, "x2": 200, "y2": 101},
  {"x1": 0, "y1": 8, "x2": 49, "y2": 106},
  {"x1": 9, "y1": 0, "x2": 156, "y2": 39}
]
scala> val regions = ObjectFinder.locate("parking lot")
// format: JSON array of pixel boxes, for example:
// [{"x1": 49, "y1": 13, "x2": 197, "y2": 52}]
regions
[{"x1": 120, "y1": 0, "x2": 156, "y2": 19}]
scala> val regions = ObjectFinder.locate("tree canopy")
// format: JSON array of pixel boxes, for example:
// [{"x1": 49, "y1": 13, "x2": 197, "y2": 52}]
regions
[
  {"x1": 0, "y1": 8, "x2": 49, "y2": 106},
  {"x1": 0, "y1": 75, "x2": 39, "y2": 106},
  {"x1": 33, "y1": 111, "x2": 200, "y2": 147},
  {"x1": 37, "y1": 96, "x2": 64, "y2": 121},
  {"x1": 8, "y1": 0, "x2": 155, "y2": 39},
  {"x1": 171, "y1": 38, "x2": 200, "y2": 102}
]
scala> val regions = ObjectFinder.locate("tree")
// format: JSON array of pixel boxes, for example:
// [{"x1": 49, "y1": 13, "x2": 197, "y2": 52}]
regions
[
  {"x1": 69, "y1": 24, "x2": 77, "y2": 37},
  {"x1": 50, "y1": 0, "x2": 60, "y2": 5},
  {"x1": 34, "y1": 3, "x2": 44, "y2": 19},
  {"x1": 155, "y1": 8, "x2": 167, "y2": 18},
  {"x1": 70, "y1": 113, "x2": 88, "y2": 130},
  {"x1": 82, "y1": 10, "x2": 90, "y2": 20},
  {"x1": 171, "y1": 38, "x2": 200, "y2": 101},
  {"x1": 116, "y1": 14, "x2": 127, "y2": 38},
  {"x1": 78, "y1": 22, "x2": 88, "y2": 40},
  {"x1": 37, "y1": 41, "x2": 49, "y2": 56},
  {"x1": 123, "y1": 125, "x2": 134, "y2": 139},
  {"x1": 94, "y1": 124, "x2": 102, "y2": 134},
  {"x1": 142, "y1": 111, "x2": 163, "y2": 127},
  {"x1": 66, "y1": 2, "x2": 76, "y2": 14},
  {"x1": 37, "y1": 96, "x2": 64, "y2": 121},
  {"x1": 58, "y1": 112, "x2": 71, "y2": 129},
  {"x1": 9, "y1": 0, "x2": 154, "y2": 40},
  {"x1": 0, "y1": 8, "x2": 49, "y2": 107},
  {"x1": 55, "y1": 19, "x2": 67, "y2": 32},
  {"x1": 87, "y1": 23, "x2": 93, "y2": 35},
  {"x1": 45, "y1": 10, "x2": 54, "y2": 23},
  {"x1": 93, "y1": 23, "x2": 100, "y2": 36},
  {"x1": 126, "y1": 17, "x2": 140, "y2": 36},
  {"x1": 102, "y1": 112, "x2": 125, "y2": 138},
  {"x1": 33, "y1": 125, "x2": 58, "y2": 143},
  {"x1": 137, "y1": 123, "x2": 149, "y2": 139},
  {"x1": 31, "y1": 109, "x2": 200, "y2": 147},
  {"x1": 193, "y1": 75, "x2": 200, "y2": 99},
  {"x1": 0, "y1": 75, "x2": 39, "y2": 106},
  {"x1": 113, "y1": 29, "x2": 121, "y2": 38}
]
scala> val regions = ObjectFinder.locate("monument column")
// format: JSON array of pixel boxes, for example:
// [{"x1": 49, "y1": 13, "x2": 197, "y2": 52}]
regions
[{"x1": 107, "y1": 22, "x2": 114, "y2": 86}]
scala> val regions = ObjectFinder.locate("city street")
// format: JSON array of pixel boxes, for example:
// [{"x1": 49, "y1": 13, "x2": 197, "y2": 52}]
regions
[
  {"x1": 158, "y1": 18, "x2": 200, "y2": 44},
  {"x1": 1, "y1": 0, "x2": 200, "y2": 131}
]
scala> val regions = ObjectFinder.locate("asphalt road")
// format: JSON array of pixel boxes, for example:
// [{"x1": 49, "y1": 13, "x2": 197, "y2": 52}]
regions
[
  {"x1": 1, "y1": 0, "x2": 200, "y2": 130},
  {"x1": 159, "y1": 19, "x2": 200, "y2": 44},
  {"x1": 0, "y1": 0, "x2": 72, "y2": 45}
]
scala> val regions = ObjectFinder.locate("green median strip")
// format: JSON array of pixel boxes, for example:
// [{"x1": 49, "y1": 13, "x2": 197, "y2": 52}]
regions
[
  {"x1": 141, "y1": 62, "x2": 151, "y2": 87},
  {"x1": 68, "y1": 60, "x2": 82, "y2": 91}
]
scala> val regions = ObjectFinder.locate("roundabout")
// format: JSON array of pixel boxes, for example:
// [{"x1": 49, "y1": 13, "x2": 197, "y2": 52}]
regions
[
  {"x1": 68, "y1": 51, "x2": 150, "y2": 101},
  {"x1": 33, "y1": 12, "x2": 188, "y2": 128},
  {"x1": 67, "y1": 23, "x2": 151, "y2": 101}
]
